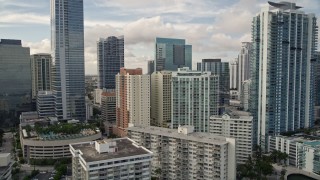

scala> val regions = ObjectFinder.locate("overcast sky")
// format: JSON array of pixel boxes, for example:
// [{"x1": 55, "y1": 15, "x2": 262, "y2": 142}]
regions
[{"x1": 0, "y1": 0, "x2": 319, "y2": 74}]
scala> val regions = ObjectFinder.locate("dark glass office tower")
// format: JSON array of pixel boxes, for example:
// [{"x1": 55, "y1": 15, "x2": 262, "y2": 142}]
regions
[
  {"x1": 51, "y1": 0, "x2": 85, "y2": 120},
  {"x1": 97, "y1": 36, "x2": 124, "y2": 90},
  {"x1": 155, "y1": 37, "x2": 192, "y2": 71},
  {"x1": 0, "y1": 39, "x2": 31, "y2": 124}
]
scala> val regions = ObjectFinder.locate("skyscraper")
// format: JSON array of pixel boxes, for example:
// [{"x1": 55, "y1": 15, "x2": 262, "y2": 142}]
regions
[
  {"x1": 250, "y1": 1, "x2": 318, "y2": 149},
  {"x1": 97, "y1": 36, "x2": 124, "y2": 90},
  {"x1": 171, "y1": 67, "x2": 219, "y2": 132},
  {"x1": 0, "y1": 39, "x2": 31, "y2": 119},
  {"x1": 51, "y1": 0, "x2": 86, "y2": 120},
  {"x1": 115, "y1": 68, "x2": 150, "y2": 137},
  {"x1": 155, "y1": 37, "x2": 192, "y2": 71},
  {"x1": 229, "y1": 60, "x2": 238, "y2": 90},
  {"x1": 237, "y1": 42, "x2": 252, "y2": 96},
  {"x1": 147, "y1": 60, "x2": 154, "y2": 75},
  {"x1": 197, "y1": 59, "x2": 230, "y2": 113},
  {"x1": 31, "y1": 54, "x2": 52, "y2": 99},
  {"x1": 315, "y1": 52, "x2": 320, "y2": 121},
  {"x1": 150, "y1": 71, "x2": 172, "y2": 127}
]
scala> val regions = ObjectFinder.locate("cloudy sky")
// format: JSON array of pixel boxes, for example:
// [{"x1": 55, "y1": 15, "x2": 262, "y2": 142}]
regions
[{"x1": 0, "y1": 0, "x2": 319, "y2": 74}]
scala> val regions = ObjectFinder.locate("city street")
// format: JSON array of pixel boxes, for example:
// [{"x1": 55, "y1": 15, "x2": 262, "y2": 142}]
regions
[{"x1": 0, "y1": 132, "x2": 13, "y2": 153}]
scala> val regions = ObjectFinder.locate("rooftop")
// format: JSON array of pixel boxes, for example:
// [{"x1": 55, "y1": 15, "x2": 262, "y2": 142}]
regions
[
  {"x1": 71, "y1": 138, "x2": 152, "y2": 162},
  {"x1": 127, "y1": 125, "x2": 230, "y2": 145}
]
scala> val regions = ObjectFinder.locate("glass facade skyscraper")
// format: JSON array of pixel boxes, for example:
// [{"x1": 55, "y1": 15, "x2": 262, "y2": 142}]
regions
[
  {"x1": 250, "y1": 1, "x2": 318, "y2": 149},
  {"x1": 0, "y1": 39, "x2": 31, "y2": 121},
  {"x1": 51, "y1": 0, "x2": 85, "y2": 120},
  {"x1": 155, "y1": 37, "x2": 192, "y2": 71},
  {"x1": 97, "y1": 36, "x2": 124, "y2": 90},
  {"x1": 197, "y1": 59, "x2": 230, "y2": 114}
]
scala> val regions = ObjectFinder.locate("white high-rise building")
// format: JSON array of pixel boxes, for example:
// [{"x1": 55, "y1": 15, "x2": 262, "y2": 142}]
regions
[
  {"x1": 229, "y1": 60, "x2": 238, "y2": 90},
  {"x1": 150, "y1": 71, "x2": 171, "y2": 127},
  {"x1": 209, "y1": 111, "x2": 253, "y2": 164},
  {"x1": 127, "y1": 125, "x2": 236, "y2": 180},
  {"x1": 51, "y1": 0, "x2": 86, "y2": 120},
  {"x1": 37, "y1": 91, "x2": 55, "y2": 117},
  {"x1": 171, "y1": 67, "x2": 219, "y2": 132},
  {"x1": 250, "y1": 1, "x2": 318, "y2": 149},
  {"x1": 240, "y1": 79, "x2": 251, "y2": 111},
  {"x1": 127, "y1": 74, "x2": 150, "y2": 127},
  {"x1": 237, "y1": 42, "x2": 252, "y2": 96}
]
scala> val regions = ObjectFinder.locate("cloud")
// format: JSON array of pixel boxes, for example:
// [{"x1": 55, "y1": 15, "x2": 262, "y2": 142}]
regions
[
  {"x1": 0, "y1": 13, "x2": 49, "y2": 25},
  {"x1": 22, "y1": 39, "x2": 50, "y2": 54}
]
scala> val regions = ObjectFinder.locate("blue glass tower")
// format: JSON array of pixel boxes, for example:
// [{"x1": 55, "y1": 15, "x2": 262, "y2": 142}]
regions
[
  {"x1": 250, "y1": 1, "x2": 318, "y2": 149},
  {"x1": 51, "y1": 0, "x2": 85, "y2": 120},
  {"x1": 155, "y1": 37, "x2": 192, "y2": 71}
]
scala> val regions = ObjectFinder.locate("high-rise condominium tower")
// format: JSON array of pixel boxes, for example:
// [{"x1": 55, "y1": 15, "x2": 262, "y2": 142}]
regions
[
  {"x1": 229, "y1": 60, "x2": 238, "y2": 90},
  {"x1": 51, "y1": 0, "x2": 85, "y2": 120},
  {"x1": 0, "y1": 39, "x2": 31, "y2": 116},
  {"x1": 250, "y1": 1, "x2": 318, "y2": 149},
  {"x1": 97, "y1": 36, "x2": 124, "y2": 90},
  {"x1": 31, "y1": 54, "x2": 52, "y2": 99},
  {"x1": 150, "y1": 71, "x2": 172, "y2": 127},
  {"x1": 197, "y1": 59, "x2": 230, "y2": 113},
  {"x1": 171, "y1": 67, "x2": 219, "y2": 132},
  {"x1": 115, "y1": 68, "x2": 150, "y2": 137},
  {"x1": 155, "y1": 37, "x2": 192, "y2": 71},
  {"x1": 237, "y1": 42, "x2": 252, "y2": 96}
]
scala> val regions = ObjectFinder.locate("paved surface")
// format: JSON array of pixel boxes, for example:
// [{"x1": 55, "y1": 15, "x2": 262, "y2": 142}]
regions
[
  {"x1": 20, "y1": 164, "x2": 55, "y2": 171},
  {"x1": 33, "y1": 172, "x2": 55, "y2": 180},
  {"x1": 0, "y1": 132, "x2": 13, "y2": 153}
]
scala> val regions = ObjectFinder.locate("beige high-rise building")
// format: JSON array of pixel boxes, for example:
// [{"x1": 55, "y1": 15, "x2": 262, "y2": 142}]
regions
[
  {"x1": 115, "y1": 68, "x2": 150, "y2": 137},
  {"x1": 31, "y1": 53, "x2": 52, "y2": 99},
  {"x1": 150, "y1": 71, "x2": 171, "y2": 127}
]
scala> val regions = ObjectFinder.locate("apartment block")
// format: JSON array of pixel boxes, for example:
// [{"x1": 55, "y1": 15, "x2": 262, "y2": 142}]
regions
[
  {"x1": 31, "y1": 53, "x2": 52, "y2": 99},
  {"x1": 209, "y1": 111, "x2": 253, "y2": 164},
  {"x1": 70, "y1": 138, "x2": 153, "y2": 180},
  {"x1": 150, "y1": 71, "x2": 172, "y2": 127},
  {"x1": 171, "y1": 67, "x2": 219, "y2": 132},
  {"x1": 127, "y1": 125, "x2": 236, "y2": 180},
  {"x1": 269, "y1": 135, "x2": 320, "y2": 176},
  {"x1": 115, "y1": 68, "x2": 150, "y2": 137}
]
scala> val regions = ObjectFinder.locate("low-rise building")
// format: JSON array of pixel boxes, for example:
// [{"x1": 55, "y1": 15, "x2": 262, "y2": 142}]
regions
[
  {"x1": 70, "y1": 138, "x2": 153, "y2": 180},
  {"x1": 127, "y1": 125, "x2": 236, "y2": 180},
  {"x1": 209, "y1": 111, "x2": 253, "y2": 164},
  {"x1": 269, "y1": 135, "x2": 320, "y2": 176},
  {"x1": 20, "y1": 117, "x2": 101, "y2": 162},
  {"x1": 0, "y1": 153, "x2": 13, "y2": 180}
]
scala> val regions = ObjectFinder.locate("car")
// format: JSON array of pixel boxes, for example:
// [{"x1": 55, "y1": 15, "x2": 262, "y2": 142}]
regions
[{"x1": 49, "y1": 177, "x2": 54, "y2": 180}]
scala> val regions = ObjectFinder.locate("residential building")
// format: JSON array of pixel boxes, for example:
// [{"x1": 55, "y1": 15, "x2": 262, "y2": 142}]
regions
[
  {"x1": 150, "y1": 71, "x2": 172, "y2": 127},
  {"x1": 229, "y1": 60, "x2": 238, "y2": 90},
  {"x1": 20, "y1": 117, "x2": 101, "y2": 162},
  {"x1": 31, "y1": 53, "x2": 52, "y2": 99},
  {"x1": 70, "y1": 138, "x2": 153, "y2": 180},
  {"x1": 94, "y1": 89, "x2": 103, "y2": 105},
  {"x1": 315, "y1": 52, "x2": 320, "y2": 121},
  {"x1": 269, "y1": 135, "x2": 320, "y2": 176},
  {"x1": 147, "y1": 60, "x2": 155, "y2": 75},
  {"x1": 171, "y1": 67, "x2": 219, "y2": 132},
  {"x1": 97, "y1": 36, "x2": 124, "y2": 90},
  {"x1": 37, "y1": 91, "x2": 55, "y2": 117},
  {"x1": 0, "y1": 39, "x2": 31, "y2": 116},
  {"x1": 51, "y1": 0, "x2": 86, "y2": 120},
  {"x1": 101, "y1": 91, "x2": 116, "y2": 123},
  {"x1": 237, "y1": 42, "x2": 252, "y2": 96},
  {"x1": 115, "y1": 68, "x2": 150, "y2": 137},
  {"x1": 197, "y1": 59, "x2": 230, "y2": 113},
  {"x1": 155, "y1": 37, "x2": 192, "y2": 71},
  {"x1": 250, "y1": 1, "x2": 318, "y2": 149},
  {"x1": 127, "y1": 125, "x2": 236, "y2": 180},
  {"x1": 85, "y1": 97, "x2": 93, "y2": 120},
  {"x1": 0, "y1": 153, "x2": 13, "y2": 180},
  {"x1": 209, "y1": 110, "x2": 253, "y2": 164},
  {"x1": 240, "y1": 80, "x2": 251, "y2": 111}
]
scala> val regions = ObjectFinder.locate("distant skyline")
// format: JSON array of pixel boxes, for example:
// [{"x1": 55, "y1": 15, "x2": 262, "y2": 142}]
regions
[{"x1": 0, "y1": 0, "x2": 319, "y2": 74}]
